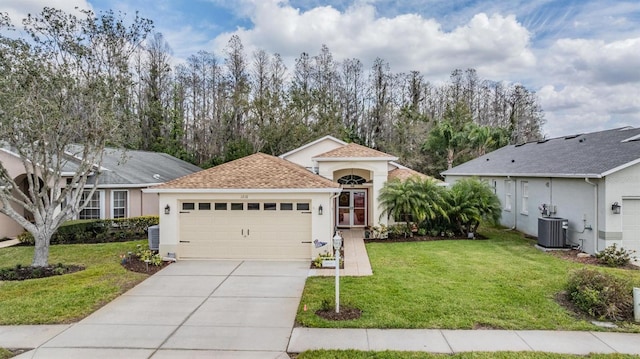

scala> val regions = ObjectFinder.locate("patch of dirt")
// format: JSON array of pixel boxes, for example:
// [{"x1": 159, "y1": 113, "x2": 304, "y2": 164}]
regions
[
  {"x1": 550, "y1": 249, "x2": 638, "y2": 270},
  {"x1": 120, "y1": 256, "x2": 172, "y2": 274},
  {"x1": 315, "y1": 306, "x2": 362, "y2": 321},
  {"x1": 365, "y1": 233, "x2": 486, "y2": 243},
  {"x1": 0, "y1": 264, "x2": 84, "y2": 281}
]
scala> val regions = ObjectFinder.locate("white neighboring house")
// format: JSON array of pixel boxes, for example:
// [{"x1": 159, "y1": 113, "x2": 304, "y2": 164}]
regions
[
  {"x1": 0, "y1": 147, "x2": 202, "y2": 239},
  {"x1": 146, "y1": 135, "x2": 430, "y2": 260},
  {"x1": 442, "y1": 127, "x2": 640, "y2": 256}
]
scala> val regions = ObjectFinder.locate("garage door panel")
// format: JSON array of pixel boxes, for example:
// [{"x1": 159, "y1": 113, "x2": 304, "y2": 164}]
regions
[{"x1": 178, "y1": 202, "x2": 312, "y2": 260}]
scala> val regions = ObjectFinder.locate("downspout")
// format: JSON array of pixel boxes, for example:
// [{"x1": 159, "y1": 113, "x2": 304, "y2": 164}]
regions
[
  {"x1": 329, "y1": 192, "x2": 341, "y2": 235},
  {"x1": 584, "y1": 178, "x2": 599, "y2": 252}
]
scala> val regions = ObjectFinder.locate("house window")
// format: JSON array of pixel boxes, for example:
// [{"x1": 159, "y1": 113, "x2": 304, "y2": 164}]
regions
[
  {"x1": 111, "y1": 190, "x2": 128, "y2": 219},
  {"x1": 504, "y1": 180, "x2": 512, "y2": 211},
  {"x1": 521, "y1": 181, "x2": 529, "y2": 214},
  {"x1": 198, "y1": 203, "x2": 211, "y2": 210},
  {"x1": 247, "y1": 203, "x2": 260, "y2": 210},
  {"x1": 264, "y1": 203, "x2": 277, "y2": 211},
  {"x1": 296, "y1": 203, "x2": 310, "y2": 211},
  {"x1": 231, "y1": 203, "x2": 243, "y2": 210},
  {"x1": 79, "y1": 190, "x2": 103, "y2": 219},
  {"x1": 182, "y1": 202, "x2": 195, "y2": 211},
  {"x1": 280, "y1": 203, "x2": 293, "y2": 211},
  {"x1": 215, "y1": 203, "x2": 227, "y2": 210}
]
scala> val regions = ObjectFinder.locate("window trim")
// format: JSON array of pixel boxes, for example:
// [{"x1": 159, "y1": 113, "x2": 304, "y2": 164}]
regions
[
  {"x1": 79, "y1": 190, "x2": 105, "y2": 220},
  {"x1": 521, "y1": 181, "x2": 529, "y2": 215},
  {"x1": 111, "y1": 189, "x2": 129, "y2": 219}
]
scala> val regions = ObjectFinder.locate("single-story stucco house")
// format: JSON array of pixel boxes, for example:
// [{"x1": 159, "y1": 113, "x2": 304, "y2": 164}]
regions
[
  {"x1": 147, "y1": 135, "x2": 428, "y2": 260},
  {"x1": 0, "y1": 146, "x2": 202, "y2": 239},
  {"x1": 442, "y1": 127, "x2": 640, "y2": 256}
]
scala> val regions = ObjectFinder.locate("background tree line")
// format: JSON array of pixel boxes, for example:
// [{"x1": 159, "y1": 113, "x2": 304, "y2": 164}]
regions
[{"x1": 132, "y1": 33, "x2": 545, "y2": 177}]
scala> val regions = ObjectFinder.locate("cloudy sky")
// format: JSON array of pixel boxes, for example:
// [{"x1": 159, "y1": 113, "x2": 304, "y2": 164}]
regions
[{"x1": 3, "y1": 0, "x2": 639, "y2": 138}]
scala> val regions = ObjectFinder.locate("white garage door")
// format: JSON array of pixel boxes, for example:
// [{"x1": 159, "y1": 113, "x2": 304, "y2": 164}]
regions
[
  {"x1": 178, "y1": 200, "x2": 312, "y2": 259},
  {"x1": 622, "y1": 199, "x2": 640, "y2": 255}
]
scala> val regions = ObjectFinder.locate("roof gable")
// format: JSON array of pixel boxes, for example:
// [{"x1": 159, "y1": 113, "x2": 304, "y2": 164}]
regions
[
  {"x1": 153, "y1": 153, "x2": 340, "y2": 190},
  {"x1": 314, "y1": 143, "x2": 398, "y2": 160},
  {"x1": 442, "y1": 127, "x2": 640, "y2": 178}
]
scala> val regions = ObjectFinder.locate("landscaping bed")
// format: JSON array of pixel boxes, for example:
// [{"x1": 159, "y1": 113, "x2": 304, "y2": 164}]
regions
[
  {"x1": 0, "y1": 263, "x2": 84, "y2": 281},
  {"x1": 121, "y1": 255, "x2": 171, "y2": 274}
]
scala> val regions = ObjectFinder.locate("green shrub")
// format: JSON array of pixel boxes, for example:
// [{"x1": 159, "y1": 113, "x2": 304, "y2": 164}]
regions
[
  {"x1": 17, "y1": 231, "x2": 35, "y2": 245},
  {"x1": 16, "y1": 216, "x2": 159, "y2": 245},
  {"x1": 566, "y1": 268, "x2": 633, "y2": 321},
  {"x1": 596, "y1": 243, "x2": 636, "y2": 267},
  {"x1": 135, "y1": 244, "x2": 163, "y2": 266}
]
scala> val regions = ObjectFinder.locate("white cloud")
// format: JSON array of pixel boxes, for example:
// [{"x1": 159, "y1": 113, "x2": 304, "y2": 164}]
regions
[
  {"x1": 543, "y1": 37, "x2": 640, "y2": 86},
  {"x1": 1, "y1": 0, "x2": 91, "y2": 24},
  {"x1": 210, "y1": 1, "x2": 535, "y2": 80}
]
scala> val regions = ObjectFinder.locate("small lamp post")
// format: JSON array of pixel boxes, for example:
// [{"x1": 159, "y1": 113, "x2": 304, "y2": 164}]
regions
[{"x1": 333, "y1": 231, "x2": 343, "y2": 313}]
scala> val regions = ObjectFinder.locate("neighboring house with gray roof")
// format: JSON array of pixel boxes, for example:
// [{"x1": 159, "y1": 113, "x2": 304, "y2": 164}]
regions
[
  {"x1": 442, "y1": 127, "x2": 640, "y2": 256},
  {"x1": 0, "y1": 146, "x2": 201, "y2": 239}
]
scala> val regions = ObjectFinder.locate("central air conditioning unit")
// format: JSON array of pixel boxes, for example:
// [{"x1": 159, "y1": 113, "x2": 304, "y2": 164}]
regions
[
  {"x1": 148, "y1": 225, "x2": 160, "y2": 251},
  {"x1": 537, "y1": 217, "x2": 568, "y2": 248}
]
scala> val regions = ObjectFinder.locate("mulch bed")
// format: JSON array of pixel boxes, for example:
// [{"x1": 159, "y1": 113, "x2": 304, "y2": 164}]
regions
[
  {"x1": 549, "y1": 249, "x2": 638, "y2": 270},
  {"x1": 365, "y1": 233, "x2": 486, "y2": 243},
  {"x1": 120, "y1": 256, "x2": 172, "y2": 274},
  {"x1": 0, "y1": 264, "x2": 84, "y2": 281},
  {"x1": 316, "y1": 306, "x2": 362, "y2": 321}
]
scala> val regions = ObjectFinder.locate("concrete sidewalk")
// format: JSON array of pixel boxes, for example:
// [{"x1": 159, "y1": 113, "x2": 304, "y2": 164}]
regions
[{"x1": 288, "y1": 328, "x2": 640, "y2": 355}]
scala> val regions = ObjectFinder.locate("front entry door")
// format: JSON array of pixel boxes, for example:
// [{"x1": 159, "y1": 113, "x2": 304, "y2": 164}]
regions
[{"x1": 337, "y1": 190, "x2": 367, "y2": 227}]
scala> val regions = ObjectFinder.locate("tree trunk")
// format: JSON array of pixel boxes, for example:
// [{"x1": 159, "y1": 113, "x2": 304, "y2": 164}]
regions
[{"x1": 32, "y1": 230, "x2": 52, "y2": 267}]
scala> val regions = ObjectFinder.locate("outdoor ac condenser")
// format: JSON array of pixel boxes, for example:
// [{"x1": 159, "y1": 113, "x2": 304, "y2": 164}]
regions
[
  {"x1": 537, "y1": 217, "x2": 568, "y2": 248},
  {"x1": 148, "y1": 225, "x2": 160, "y2": 251}
]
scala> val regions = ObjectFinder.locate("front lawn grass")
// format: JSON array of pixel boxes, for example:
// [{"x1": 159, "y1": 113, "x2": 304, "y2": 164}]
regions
[
  {"x1": 297, "y1": 351, "x2": 639, "y2": 359},
  {"x1": 0, "y1": 240, "x2": 149, "y2": 324},
  {"x1": 297, "y1": 227, "x2": 640, "y2": 330}
]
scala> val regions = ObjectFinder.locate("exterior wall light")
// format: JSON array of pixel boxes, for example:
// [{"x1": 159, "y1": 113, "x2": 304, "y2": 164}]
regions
[
  {"x1": 164, "y1": 204, "x2": 170, "y2": 215},
  {"x1": 318, "y1": 204, "x2": 323, "y2": 215},
  {"x1": 611, "y1": 202, "x2": 621, "y2": 214}
]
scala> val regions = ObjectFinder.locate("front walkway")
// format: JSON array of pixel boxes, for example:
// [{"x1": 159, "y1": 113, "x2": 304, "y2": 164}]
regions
[
  {"x1": 10, "y1": 260, "x2": 308, "y2": 359},
  {"x1": 308, "y1": 229, "x2": 373, "y2": 277}
]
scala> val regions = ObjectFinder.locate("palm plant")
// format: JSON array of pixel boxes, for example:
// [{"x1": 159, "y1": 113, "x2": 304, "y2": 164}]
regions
[
  {"x1": 447, "y1": 178, "x2": 501, "y2": 235},
  {"x1": 378, "y1": 176, "x2": 448, "y2": 236}
]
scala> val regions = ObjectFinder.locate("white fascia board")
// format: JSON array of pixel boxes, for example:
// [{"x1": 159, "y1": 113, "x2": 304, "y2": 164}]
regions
[
  {"x1": 0, "y1": 147, "x2": 21, "y2": 158},
  {"x1": 601, "y1": 158, "x2": 640, "y2": 177},
  {"x1": 279, "y1": 135, "x2": 347, "y2": 159},
  {"x1": 84, "y1": 182, "x2": 163, "y2": 189},
  {"x1": 145, "y1": 187, "x2": 342, "y2": 194},
  {"x1": 314, "y1": 156, "x2": 399, "y2": 162},
  {"x1": 389, "y1": 161, "x2": 409, "y2": 170},
  {"x1": 443, "y1": 172, "x2": 603, "y2": 179}
]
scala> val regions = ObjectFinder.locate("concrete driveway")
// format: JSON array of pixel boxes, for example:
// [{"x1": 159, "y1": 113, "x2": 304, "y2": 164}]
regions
[{"x1": 19, "y1": 260, "x2": 309, "y2": 359}]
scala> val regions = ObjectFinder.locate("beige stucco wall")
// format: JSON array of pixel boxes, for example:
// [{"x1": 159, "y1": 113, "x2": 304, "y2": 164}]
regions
[
  {"x1": 281, "y1": 138, "x2": 344, "y2": 169},
  {"x1": 156, "y1": 191, "x2": 337, "y2": 259}
]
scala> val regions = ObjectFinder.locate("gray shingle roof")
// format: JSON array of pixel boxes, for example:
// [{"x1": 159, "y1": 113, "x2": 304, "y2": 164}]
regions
[
  {"x1": 442, "y1": 127, "x2": 640, "y2": 178},
  {"x1": 87, "y1": 148, "x2": 202, "y2": 186}
]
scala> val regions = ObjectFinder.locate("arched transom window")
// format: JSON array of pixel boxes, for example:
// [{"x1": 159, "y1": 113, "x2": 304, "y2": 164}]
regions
[{"x1": 337, "y1": 175, "x2": 367, "y2": 185}]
